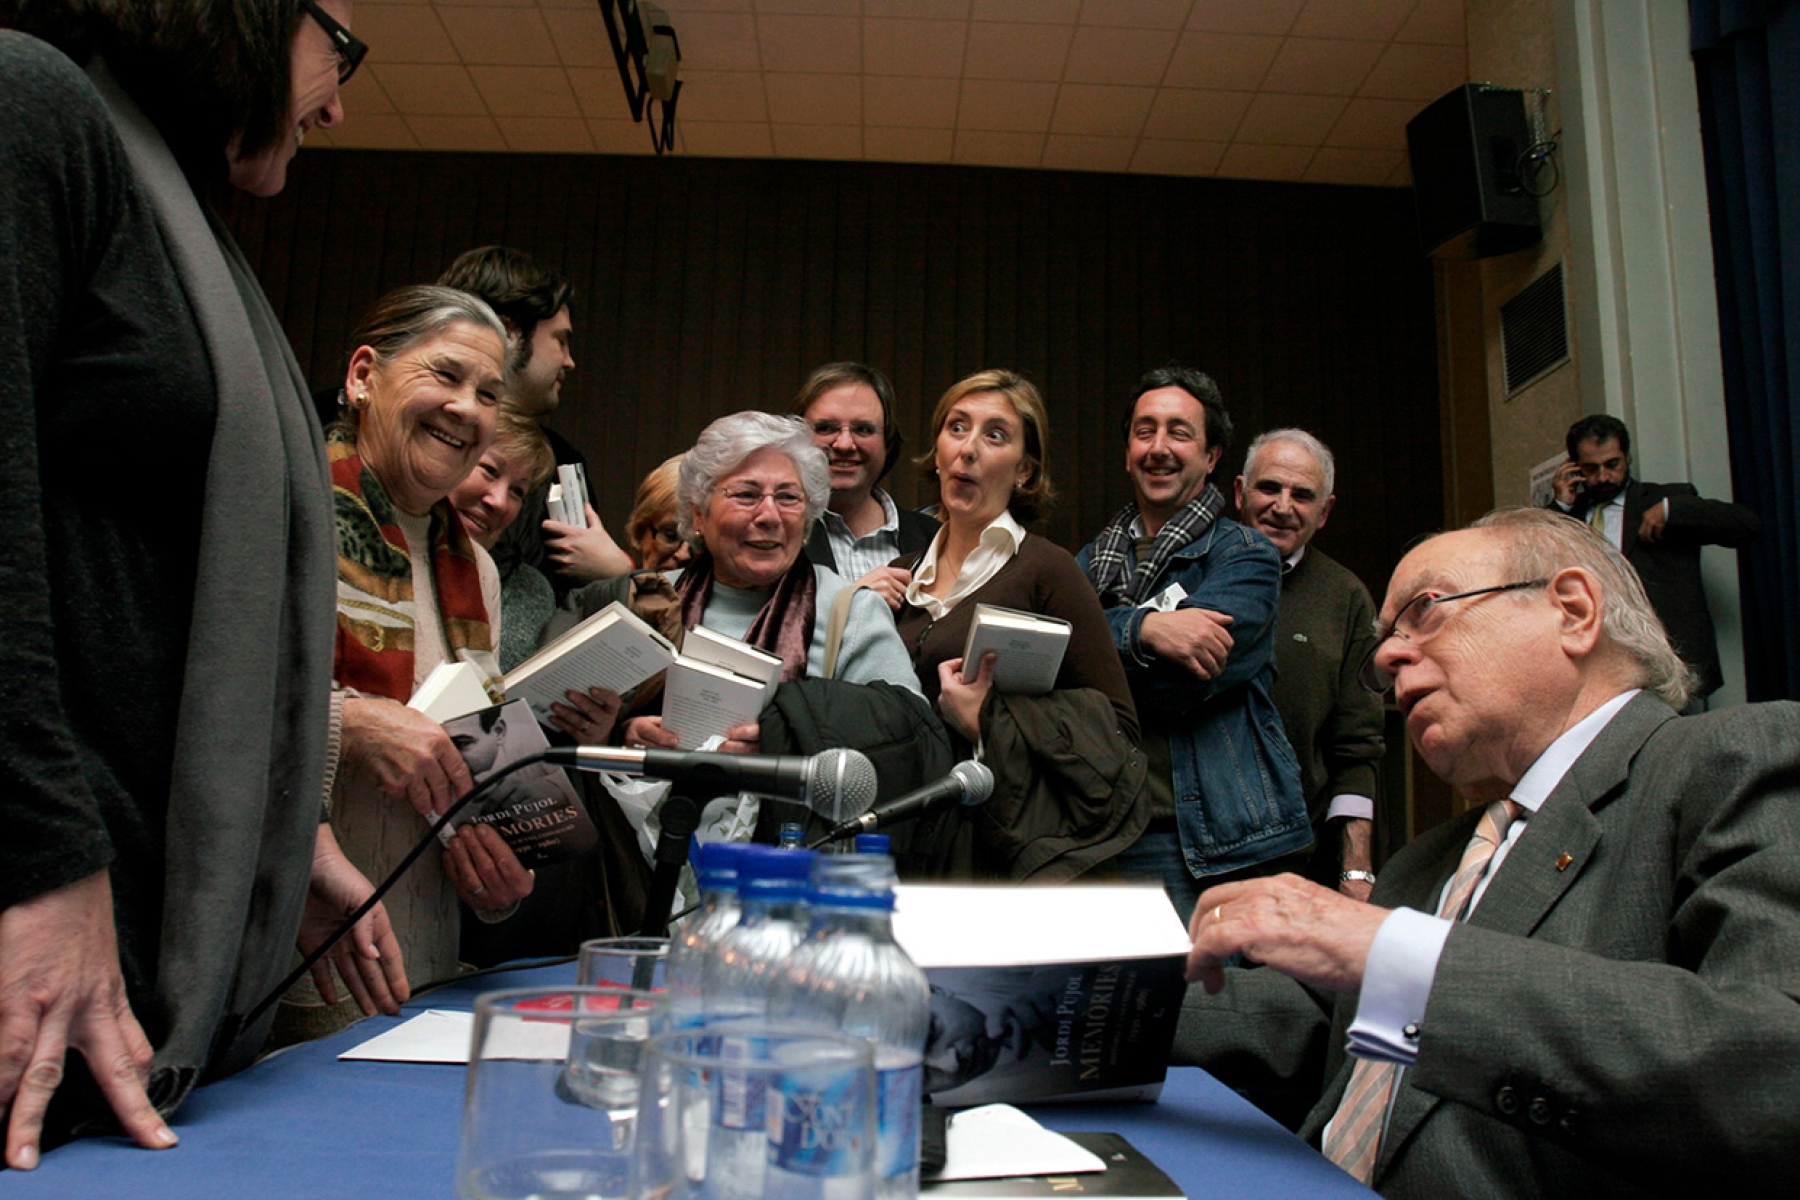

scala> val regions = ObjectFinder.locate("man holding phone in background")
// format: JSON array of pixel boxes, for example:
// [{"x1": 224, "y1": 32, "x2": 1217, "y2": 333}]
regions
[{"x1": 1548, "y1": 414, "x2": 1759, "y2": 703}]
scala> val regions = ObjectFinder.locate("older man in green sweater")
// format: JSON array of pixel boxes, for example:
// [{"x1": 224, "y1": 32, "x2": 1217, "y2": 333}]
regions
[{"x1": 1235, "y1": 430, "x2": 1384, "y2": 900}]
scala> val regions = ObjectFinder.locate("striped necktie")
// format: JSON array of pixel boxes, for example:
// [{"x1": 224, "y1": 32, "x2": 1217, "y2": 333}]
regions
[{"x1": 1321, "y1": 798, "x2": 1523, "y2": 1183}]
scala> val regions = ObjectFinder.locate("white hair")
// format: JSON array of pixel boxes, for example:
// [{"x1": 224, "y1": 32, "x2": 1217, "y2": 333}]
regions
[
  {"x1": 677, "y1": 411, "x2": 829, "y2": 541},
  {"x1": 1242, "y1": 427, "x2": 1335, "y2": 496}
]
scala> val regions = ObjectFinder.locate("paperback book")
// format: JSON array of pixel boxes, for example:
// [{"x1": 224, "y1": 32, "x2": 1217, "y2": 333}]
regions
[{"x1": 435, "y1": 698, "x2": 597, "y2": 868}]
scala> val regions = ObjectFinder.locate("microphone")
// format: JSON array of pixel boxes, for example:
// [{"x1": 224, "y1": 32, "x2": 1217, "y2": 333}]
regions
[
  {"x1": 545, "y1": 745, "x2": 879, "y2": 822},
  {"x1": 820, "y1": 760, "x2": 994, "y2": 843}
]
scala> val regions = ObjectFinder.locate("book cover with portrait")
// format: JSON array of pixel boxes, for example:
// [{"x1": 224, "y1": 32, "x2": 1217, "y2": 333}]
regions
[{"x1": 437, "y1": 698, "x2": 597, "y2": 868}]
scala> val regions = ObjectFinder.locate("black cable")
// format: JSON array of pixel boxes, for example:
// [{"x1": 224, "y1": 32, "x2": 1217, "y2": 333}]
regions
[{"x1": 244, "y1": 752, "x2": 554, "y2": 1029}]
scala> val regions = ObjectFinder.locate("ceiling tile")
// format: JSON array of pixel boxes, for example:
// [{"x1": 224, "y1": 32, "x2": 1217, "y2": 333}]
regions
[
  {"x1": 964, "y1": 22, "x2": 1074, "y2": 81},
  {"x1": 1216, "y1": 141, "x2": 1312, "y2": 180},
  {"x1": 1185, "y1": 0, "x2": 1304, "y2": 35},
  {"x1": 672, "y1": 11, "x2": 762, "y2": 72},
  {"x1": 867, "y1": 0, "x2": 971, "y2": 17},
  {"x1": 498, "y1": 116, "x2": 597, "y2": 153},
  {"x1": 773, "y1": 124, "x2": 863, "y2": 159},
  {"x1": 1130, "y1": 138, "x2": 1226, "y2": 175},
  {"x1": 436, "y1": 5, "x2": 559, "y2": 65},
  {"x1": 355, "y1": 4, "x2": 457, "y2": 63},
  {"x1": 590, "y1": 117, "x2": 659, "y2": 155},
  {"x1": 765, "y1": 74, "x2": 863, "y2": 124},
  {"x1": 973, "y1": 0, "x2": 1080, "y2": 23},
  {"x1": 1325, "y1": 96, "x2": 1422, "y2": 149},
  {"x1": 1063, "y1": 27, "x2": 1177, "y2": 85},
  {"x1": 407, "y1": 113, "x2": 508, "y2": 151},
  {"x1": 1050, "y1": 83, "x2": 1154, "y2": 136},
  {"x1": 376, "y1": 64, "x2": 489, "y2": 115},
  {"x1": 1142, "y1": 88, "x2": 1252, "y2": 141},
  {"x1": 1360, "y1": 41, "x2": 1466, "y2": 100},
  {"x1": 315, "y1": 113, "x2": 418, "y2": 151},
  {"x1": 1292, "y1": 0, "x2": 1413, "y2": 41},
  {"x1": 1303, "y1": 146, "x2": 1403, "y2": 185},
  {"x1": 660, "y1": 70, "x2": 770, "y2": 123},
  {"x1": 758, "y1": 0, "x2": 861, "y2": 15},
  {"x1": 1234, "y1": 92, "x2": 1347, "y2": 145},
  {"x1": 863, "y1": 125, "x2": 955, "y2": 161},
  {"x1": 864, "y1": 18, "x2": 968, "y2": 77},
  {"x1": 1163, "y1": 31, "x2": 1281, "y2": 91},
  {"x1": 956, "y1": 78, "x2": 1059, "y2": 132},
  {"x1": 1042, "y1": 133, "x2": 1135, "y2": 172},
  {"x1": 1397, "y1": 0, "x2": 1466, "y2": 45},
  {"x1": 953, "y1": 129, "x2": 1045, "y2": 166},
  {"x1": 541, "y1": 7, "x2": 613, "y2": 68},
  {"x1": 657, "y1": 0, "x2": 753, "y2": 11},
  {"x1": 469, "y1": 66, "x2": 582, "y2": 118},
  {"x1": 1387, "y1": 156, "x2": 1413, "y2": 186},
  {"x1": 1077, "y1": 0, "x2": 1190, "y2": 30},
  {"x1": 679, "y1": 121, "x2": 776, "y2": 157},
  {"x1": 865, "y1": 76, "x2": 961, "y2": 128},
  {"x1": 1260, "y1": 37, "x2": 1384, "y2": 96},
  {"x1": 757, "y1": 13, "x2": 860, "y2": 73},
  {"x1": 340, "y1": 70, "x2": 396, "y2": 116}
]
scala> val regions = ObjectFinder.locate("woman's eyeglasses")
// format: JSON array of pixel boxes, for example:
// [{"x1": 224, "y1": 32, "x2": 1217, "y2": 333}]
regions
[{"x1": 300, "y1": 0, "x2": 368, "y2": 85}]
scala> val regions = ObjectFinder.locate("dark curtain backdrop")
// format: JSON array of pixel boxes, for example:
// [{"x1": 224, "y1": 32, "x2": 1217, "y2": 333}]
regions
[
  {"x1": 1692, "y1": 1, "x2": 1800, "y2": 702},
  {"x1": 222, "y1": 150, "x2": 1439, "y2": 590}
]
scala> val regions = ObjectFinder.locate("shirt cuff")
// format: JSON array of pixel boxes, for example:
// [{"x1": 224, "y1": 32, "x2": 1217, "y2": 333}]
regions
[
  {"x1": 1345, "y1": 906, "x2": 1452, "y2": 1066},
  {"x1": 1326, "y1": 794, "x2": 1375, "y2": 823}
]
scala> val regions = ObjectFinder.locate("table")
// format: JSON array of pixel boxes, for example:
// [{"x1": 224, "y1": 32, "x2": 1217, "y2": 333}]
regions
[{"x1": 16, "y1": 964, "x2": 1373, "y2": 1198}]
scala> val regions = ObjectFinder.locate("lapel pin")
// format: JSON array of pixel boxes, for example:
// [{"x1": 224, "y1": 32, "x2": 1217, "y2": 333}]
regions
[{"x1": 1555, "y1": 853, "x2": 1573, "y2": 871}]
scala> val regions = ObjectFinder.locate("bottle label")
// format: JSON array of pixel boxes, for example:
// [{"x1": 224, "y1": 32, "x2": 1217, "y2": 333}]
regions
[
  {"x1": 876, "y1": 1062, "x2": 922, "y2": 1180},
  {"x1": 717, "y1": 1034, "x2": 766, "y2": 1132},
  {"x1": 768, "y1": 1066, "x2": 871, "y2": 1177}
]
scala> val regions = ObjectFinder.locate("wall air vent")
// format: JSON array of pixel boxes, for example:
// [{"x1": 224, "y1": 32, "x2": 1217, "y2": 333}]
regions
[{"x1": 1501, "y1": 260, "x2": 1570, "y2": 395}]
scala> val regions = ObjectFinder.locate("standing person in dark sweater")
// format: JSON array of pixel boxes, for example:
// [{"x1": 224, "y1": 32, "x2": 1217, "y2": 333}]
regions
[
  {"x1": 438, "y1": 246, "x2": 633, "y2": 598},
  {"x1": 1234, "y1": 430, "x2": 1384, "y2": 900},
  {"x1": 894, "y1": 371, "x2": 1146, "y2": 882},
  {"x1": 0, "y1": 0, "x2": 401, "y2": 1170},
  {"x1": 1075, "y1": 369, "x2": 1311, "y2": 923}
]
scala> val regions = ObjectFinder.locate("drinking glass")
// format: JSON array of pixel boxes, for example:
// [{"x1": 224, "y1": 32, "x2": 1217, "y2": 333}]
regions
[
  {"x1": 455, "y1": 986, "x2": 667, "y2": 1200},
  {"x1": 578, "y1": 935, "x2": 669, "y2": 992},
  {"x1": 635, "y1": 1024, "x2": 876, "y2": 1200}
]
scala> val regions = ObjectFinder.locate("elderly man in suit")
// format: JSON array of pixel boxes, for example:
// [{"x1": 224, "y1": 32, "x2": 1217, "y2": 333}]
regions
[
  {"x1": 1549, "y1": 414, "x2": 1758, "y2": 701},
  {"x1": 1177, "y1": 507, "x2": 1800, "y2": 1196}
]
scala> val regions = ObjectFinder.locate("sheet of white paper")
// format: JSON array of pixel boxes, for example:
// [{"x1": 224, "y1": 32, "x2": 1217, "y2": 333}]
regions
[
  {"x1": 339, "y1": 1009, "x2": 474, "y2": 1063},
  {"x1": 928, "y1": 1104, "x2": 1106, "y2": 1182},
  {"x1": 339, "y1": 1008, "x2": 576, "y2": 1064},
  {"x1": 891, "y1": 884, "x2": 1190, "y2": 968}
]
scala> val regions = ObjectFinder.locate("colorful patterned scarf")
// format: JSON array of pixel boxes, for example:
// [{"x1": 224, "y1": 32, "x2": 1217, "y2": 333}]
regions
[
  {"x1": 675, "y1": 548, "x2": 818, "y2": 683},
  {"x1": 1084, "y1": 484, "x2": 1226, "y2": 606},
  {"x1": 329, "y1": 429, "x2": 492, "y2": 699}
]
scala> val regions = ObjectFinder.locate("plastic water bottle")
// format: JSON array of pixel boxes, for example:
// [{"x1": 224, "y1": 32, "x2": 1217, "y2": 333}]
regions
[
  {"x1": 703, "y1": 845, "x2": 816, "y2": 1200},
  {"x1": 771, "y1": 853, "x2": 929, "y2": 1200},
  {"x1": 666, "y1": 840, "x2": 746, "y2": 1029}
]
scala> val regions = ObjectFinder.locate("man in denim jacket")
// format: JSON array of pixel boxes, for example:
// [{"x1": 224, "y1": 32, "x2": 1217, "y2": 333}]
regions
[{"x1": 1077, "y1": 368, "x2": 1311, "y2": 922}]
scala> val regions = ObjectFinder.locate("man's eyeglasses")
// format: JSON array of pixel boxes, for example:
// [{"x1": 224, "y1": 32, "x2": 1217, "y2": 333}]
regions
[
  {"x1": 300, "y1": 0, "x2": 368, "y2": 85},
  {"x1": 812, "y1": 420, "x2": 882, "y2": 441},
  {"x1": 716, "y1": 486, "x2": 807, "y2": 513},
  {"x1": 1357, "y1": 579, "x2": 1548, "y2": 693}
]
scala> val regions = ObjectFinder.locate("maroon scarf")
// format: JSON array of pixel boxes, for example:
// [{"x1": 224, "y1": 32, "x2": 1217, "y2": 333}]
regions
[{"x1": 674, "y1": 548, "x2": 817, "y2": 683}]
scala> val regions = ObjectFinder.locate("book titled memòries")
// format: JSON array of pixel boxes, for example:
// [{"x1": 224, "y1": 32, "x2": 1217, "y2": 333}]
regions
[{"x1": 433, "y1": 698, "x2": 597, "y2": 868}]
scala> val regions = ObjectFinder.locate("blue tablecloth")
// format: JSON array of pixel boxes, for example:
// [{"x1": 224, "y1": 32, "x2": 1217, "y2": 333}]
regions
[{"x1": 15, "y1": 963, "x2": 1372, "y2": 1198}]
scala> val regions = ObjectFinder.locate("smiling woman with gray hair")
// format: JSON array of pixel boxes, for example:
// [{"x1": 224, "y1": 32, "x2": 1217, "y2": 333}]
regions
[{"x1": 548, "y1": 411, "x2": 920, "y2": 755}]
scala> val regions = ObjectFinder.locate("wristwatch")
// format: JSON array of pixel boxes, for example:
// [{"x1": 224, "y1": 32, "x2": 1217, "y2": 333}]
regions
[{"x1": 1339, "y1": 869, "x2": 1378, "y2": 886}]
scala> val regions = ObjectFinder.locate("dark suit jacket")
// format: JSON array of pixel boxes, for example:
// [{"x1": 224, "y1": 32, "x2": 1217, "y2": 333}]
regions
[
  {"x1": 1559, "y1": 480, "x2": 1758, "y2": 696},
  {"x1": 1176, "y1": 693, "x2": 1800, "y2": 1197},
  {"x1": 803, "y1": 491, "x2": 938, "y2": 575}
]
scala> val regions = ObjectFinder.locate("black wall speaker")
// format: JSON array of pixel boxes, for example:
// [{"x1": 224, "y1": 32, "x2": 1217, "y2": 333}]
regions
[{"x1": 1406, "y1": 84, "x2": 1542, "y2": 260}]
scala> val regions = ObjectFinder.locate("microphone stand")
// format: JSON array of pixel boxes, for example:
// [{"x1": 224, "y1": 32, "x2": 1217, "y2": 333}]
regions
[{"x1": 638, "y1": 792, "x2": 701, "y2": 940}]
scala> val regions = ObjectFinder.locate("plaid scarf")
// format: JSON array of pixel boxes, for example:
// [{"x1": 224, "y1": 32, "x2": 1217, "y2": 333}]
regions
[
  {"x1": 329, "y1": 428, "x2": 492, "y2": 699},
  {"x1": 1085, "y1": 484, "x2": 1226, "y2": 606}
]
